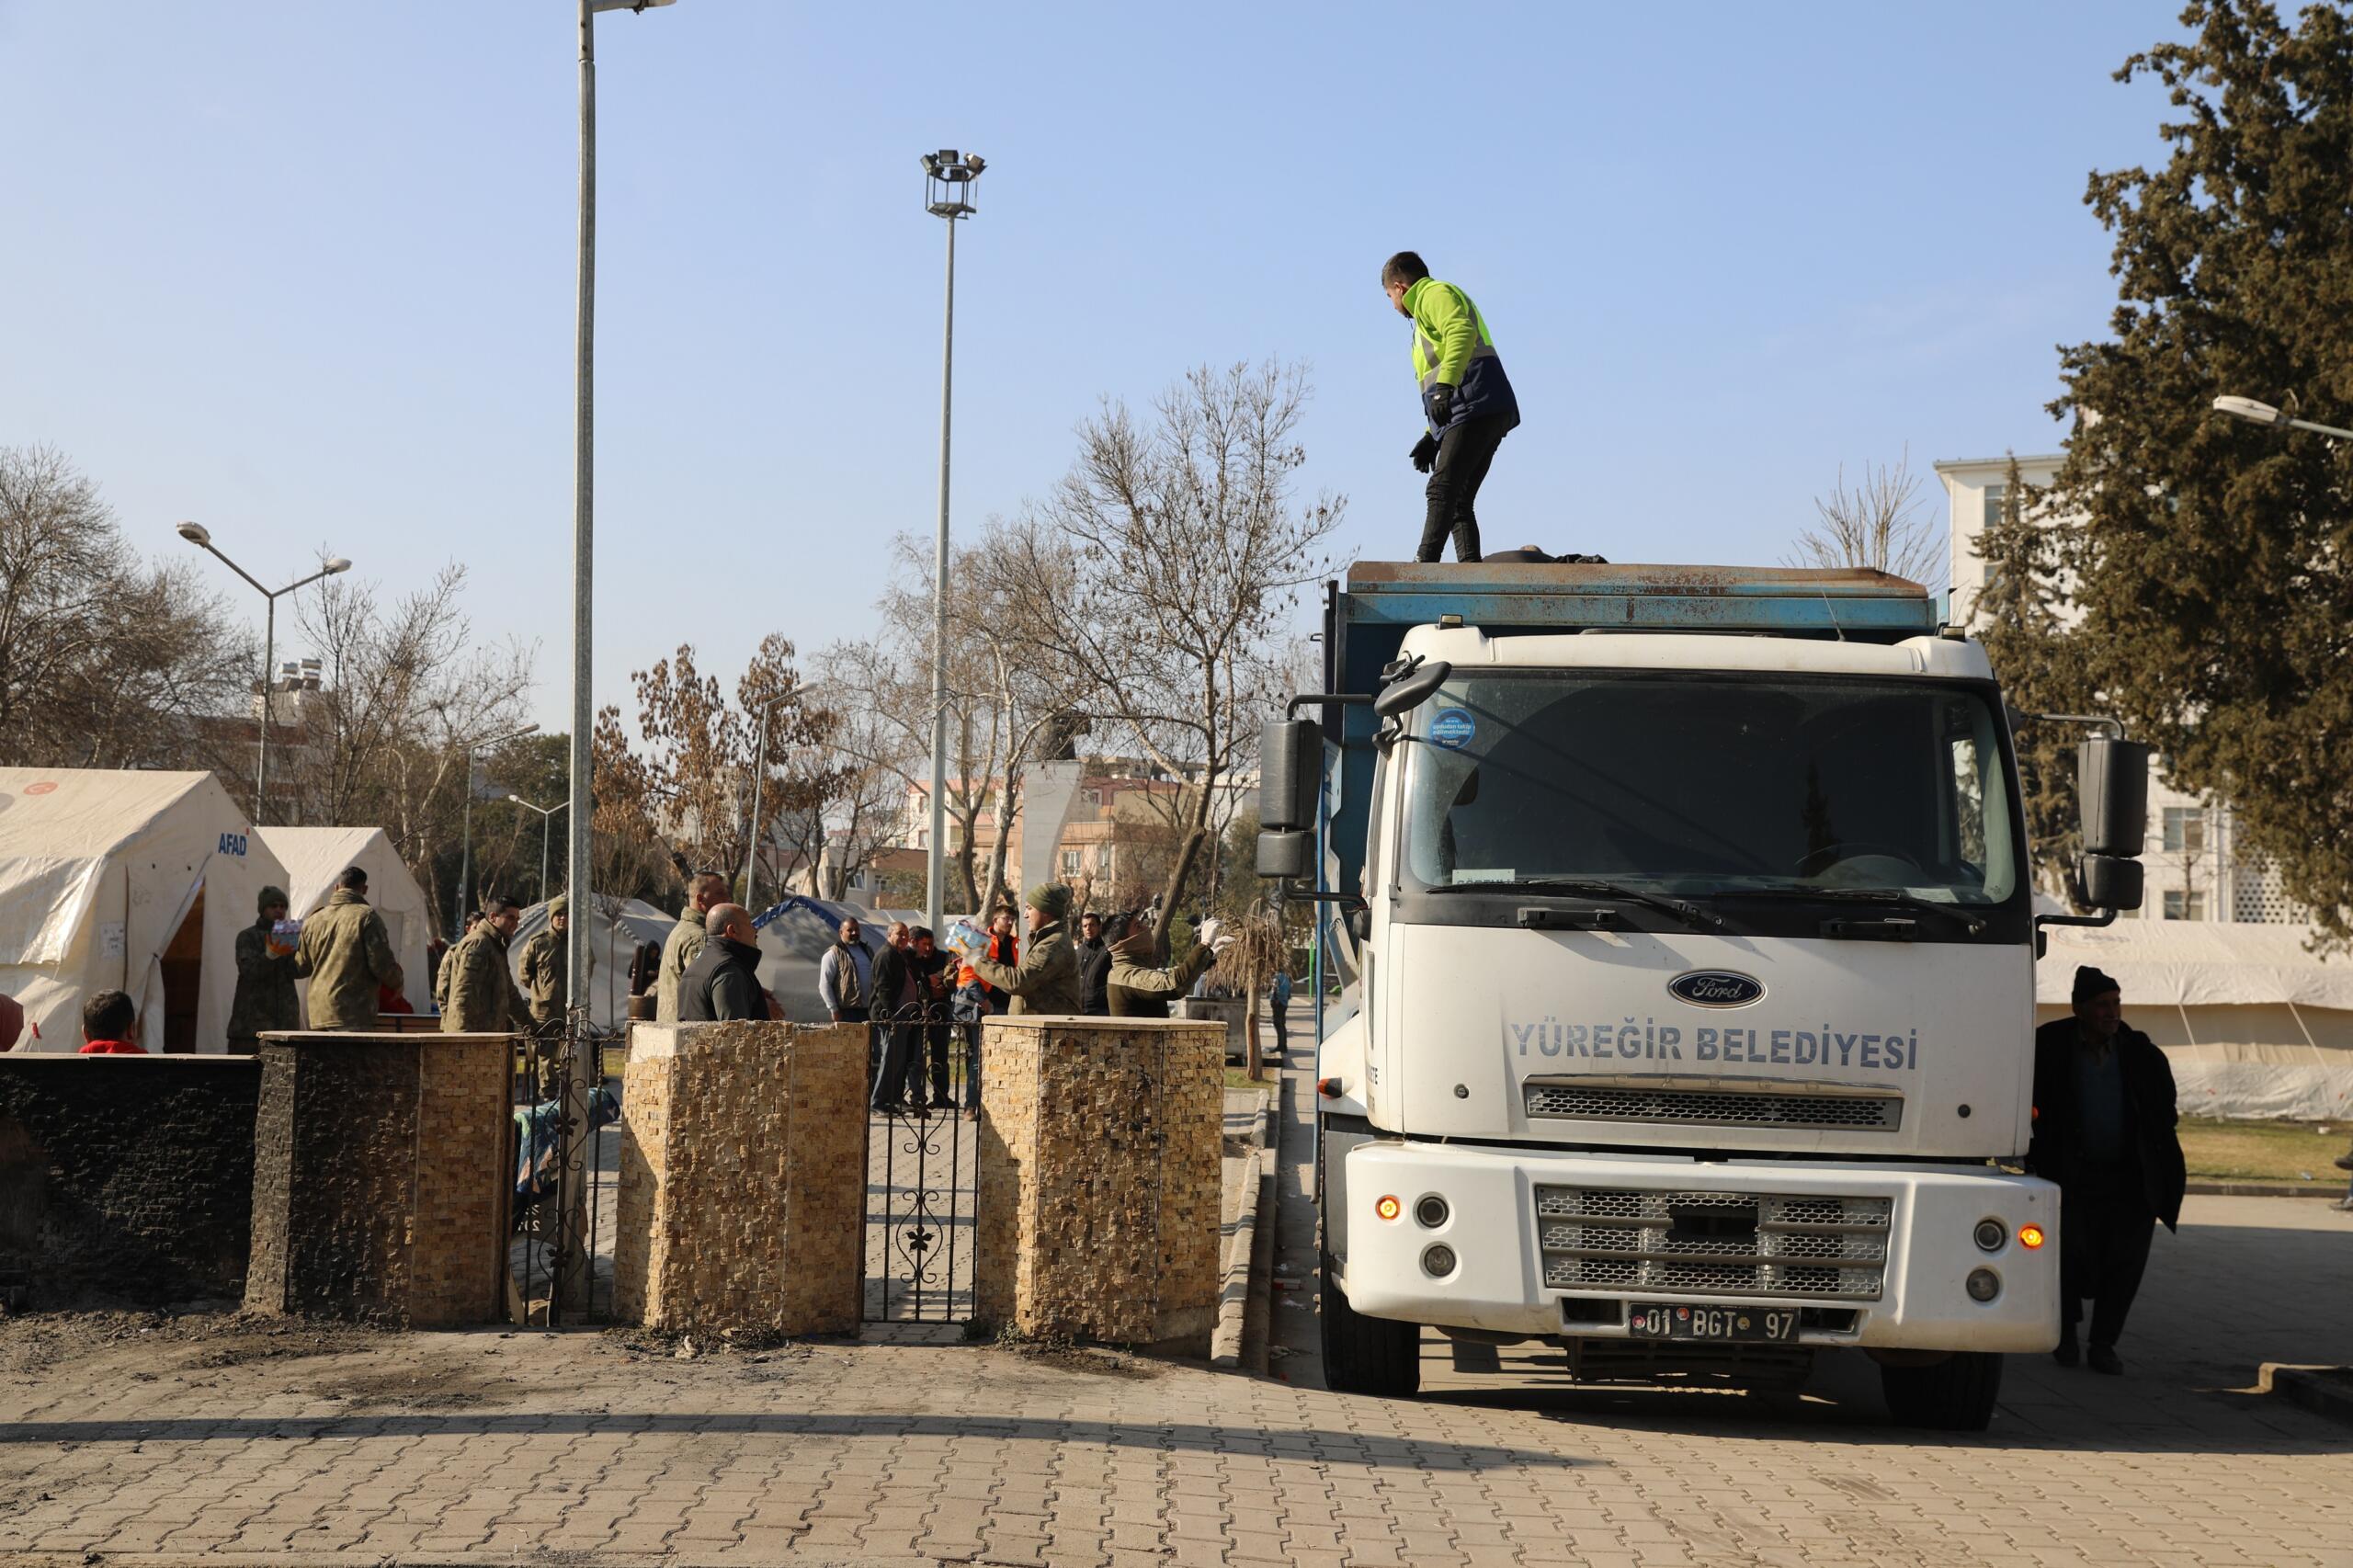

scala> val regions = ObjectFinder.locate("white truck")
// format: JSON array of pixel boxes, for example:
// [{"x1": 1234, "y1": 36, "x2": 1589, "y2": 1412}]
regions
[{"x1": 1257, "y1": 562, "x2": 2149, "y2": 1429}]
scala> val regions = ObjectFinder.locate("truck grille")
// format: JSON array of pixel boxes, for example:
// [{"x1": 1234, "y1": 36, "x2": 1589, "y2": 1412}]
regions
[
  {"x1": 1524, "y1": 1081, "x2": 1902, "y2": 1131},
  {"x1": 1534, "y1": 1186, "x2": 1892, "y2": 1300}
]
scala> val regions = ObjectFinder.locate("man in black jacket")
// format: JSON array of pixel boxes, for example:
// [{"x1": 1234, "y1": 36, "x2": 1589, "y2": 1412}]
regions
[
  {"x1": 676, "y1": 904, "x2": 771, "y2": 1022},
  {"x1": 1075, "y1": 912, "x2": 1111, "y2": 1016},
  {"x1": 2029, "y1": 965, "x2": 2187, "y2": 1375}
]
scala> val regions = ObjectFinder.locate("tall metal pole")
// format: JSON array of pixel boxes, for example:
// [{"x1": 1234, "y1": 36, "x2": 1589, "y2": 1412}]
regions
[
  {"x1": 556, "y1": 0, "x2": 600, "y2": 1318},
  {"x1": 540, "y1": 812, "x2": 551, "y2": 904},
  {"x1": 743, "y1": 721, "x2": 769, "y2": 912},
  {"x1": 457, "y1": 744, "x2": 473, "y2": 935},
  {"x1": 925, "y1": 214, "x2": 956, "y2": 936},
  {"x1": 257, "y1": 595, "x2": 276, "y2": 825}
]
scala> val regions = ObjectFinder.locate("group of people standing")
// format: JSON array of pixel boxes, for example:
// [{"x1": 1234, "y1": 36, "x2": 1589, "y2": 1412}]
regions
[{"x1": 816, "y1": 881, "x2": 1248, "y2": 1118}]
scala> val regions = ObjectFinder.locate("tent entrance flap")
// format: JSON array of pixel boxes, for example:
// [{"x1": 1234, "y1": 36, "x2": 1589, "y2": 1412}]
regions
[{"x1": 159, "y1": 887, "x2": 205, "y2": 1054}]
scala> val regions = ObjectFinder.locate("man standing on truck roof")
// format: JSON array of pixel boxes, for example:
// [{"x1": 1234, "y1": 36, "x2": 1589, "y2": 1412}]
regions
[{"x1": 1382, "y1": 251, "x2": 1520, "y2": 565}]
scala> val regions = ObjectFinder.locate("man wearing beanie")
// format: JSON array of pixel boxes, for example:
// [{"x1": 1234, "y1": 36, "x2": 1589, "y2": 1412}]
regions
[
  {"x1": 2029, "y1": 964, "x2": 2186, "y2": 1375},
  {"x1": 968, "y1": 882, "x2": 1082, "y2": 1016},
  {"x1": 229, "y1": 884, "x2": 301, "y2": 1051}
]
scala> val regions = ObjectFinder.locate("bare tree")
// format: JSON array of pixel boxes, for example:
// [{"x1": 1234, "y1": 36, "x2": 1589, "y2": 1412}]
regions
[
  {"x1": 1786, "y1": 447, "x2": 1946, "y2": 593},
  {"x1": 0, "y1": 445, "x2": 246, "y2": 769},
  {"x1": 1014, "y1": 359, "x2": 1347, "y2": 945}
]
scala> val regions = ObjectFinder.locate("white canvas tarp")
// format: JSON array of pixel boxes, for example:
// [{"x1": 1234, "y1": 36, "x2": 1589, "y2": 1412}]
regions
[
  {"x1": 506, "y1": 895, "x2": 675, "y2": 1032},
  {"x1": 2040, "y1": 922, "x2": 2353, "y2": 1120},
  {"x1": 0, "y1": 768, "x2": 289, "y2": 1053},
  {"x1": 256, "y1": 825, "x2": 432, "y2": 1010}
]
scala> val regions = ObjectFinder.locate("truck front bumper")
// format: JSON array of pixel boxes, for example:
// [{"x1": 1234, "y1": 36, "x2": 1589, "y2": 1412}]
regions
[{"x1": 1339, "y1": 1141, "x2": 2060, "y2": 1353}]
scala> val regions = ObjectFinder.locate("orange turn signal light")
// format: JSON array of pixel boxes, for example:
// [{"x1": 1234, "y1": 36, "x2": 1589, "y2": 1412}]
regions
[
  {"x1": 1375, "y1": 1195, "x2": 1403, "y2": 1222},
  {"x1": 2018, "y1": 1223, "x2": 2046, "y2": 1250},
  {"x1": 1317, "y1": 1076, "x2": 1343, "y2": 1098}
]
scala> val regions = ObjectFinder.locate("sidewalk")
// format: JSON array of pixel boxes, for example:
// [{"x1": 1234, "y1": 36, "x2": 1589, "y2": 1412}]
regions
[{"x1": 1, "y1": 1038, "x2": 2348, "y2": 1566}]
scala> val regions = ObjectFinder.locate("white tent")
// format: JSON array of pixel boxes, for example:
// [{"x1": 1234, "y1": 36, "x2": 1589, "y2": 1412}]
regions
[
  {"x1": 506, "y1": 895, "x2": 675, "y2": 1032},
  {"x1": 0, "y1": 768, "x2": 289, "y2": 1053},
  {"x1": 256, "y1": 825, "x2": 432, "y2": 1011},
  {"x1": 2039, "y1": 921, "x2": 2353, "y2": 1120}
]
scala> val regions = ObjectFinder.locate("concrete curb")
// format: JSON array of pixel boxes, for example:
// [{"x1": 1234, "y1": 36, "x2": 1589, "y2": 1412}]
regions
[
  {"x1": 2186, "y1": 1181, "x2": 2346, "y2": 1199},
  {"x1": 2266, "y1": 1363, "x2": 2353, "y2": 1426},
  {"x1": 1210, "y1": 1087, "x2": 1273, "y2": 1369}
]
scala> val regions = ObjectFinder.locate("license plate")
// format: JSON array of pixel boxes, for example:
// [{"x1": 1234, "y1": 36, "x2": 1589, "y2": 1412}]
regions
[{"x1": 1627, "y1": 1302, "x2": 1800, "y2": 1342}]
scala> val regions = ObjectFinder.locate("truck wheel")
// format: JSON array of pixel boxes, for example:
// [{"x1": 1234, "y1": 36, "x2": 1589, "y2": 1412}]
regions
[
  {"x1": 1319, "y1": 1248, "x2": 1419, "y2": 1397},
  {"x1": 1879, "y1": 1350, "x2": 2003, "y2": 1431}
]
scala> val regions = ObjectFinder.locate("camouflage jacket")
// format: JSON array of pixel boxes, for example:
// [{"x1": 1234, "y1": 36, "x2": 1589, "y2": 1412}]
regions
[
  {"x1": 440, "y1": 925, "x2": 530, "y2": 1035},
  {"x1": 517, "y1": 928, "x2": 566, "y2": 1024},
  {"x1": 228, "y1": 918, "x2": 301, "y2": 1041},
  {"x1": 654, "y1": 908, "x2": 707, "y2": 1023},
  {"x1": 294, "y1": 891, "x2": 404, "y2": 1030}
]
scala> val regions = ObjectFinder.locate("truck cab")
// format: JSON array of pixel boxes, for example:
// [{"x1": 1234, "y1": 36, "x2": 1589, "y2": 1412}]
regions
[{"x1": 1260, "y1": 562, "x2": 2147, "y2": 1429}]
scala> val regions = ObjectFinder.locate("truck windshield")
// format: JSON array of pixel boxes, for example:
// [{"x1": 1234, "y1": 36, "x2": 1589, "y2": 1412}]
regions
[{"x1": 1401, "y1": 672, "x2": 2020, "y2": 905}]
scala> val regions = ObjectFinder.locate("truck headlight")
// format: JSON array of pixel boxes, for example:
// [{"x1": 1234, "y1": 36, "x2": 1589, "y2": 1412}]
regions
[
  {"x1": 1972, "y1": 1219, "x2": 2006, "y2": 1253},
  {"x1": 1422, "y1": 1244, "x2": 1458, "y2": 1278},
  {"x1": 1965, "y1": 1267, "x2": 2000, "y2": 1302},
  {"x1": 1415, "y1": 1195, "x2": 1449, "y2": 1228}
]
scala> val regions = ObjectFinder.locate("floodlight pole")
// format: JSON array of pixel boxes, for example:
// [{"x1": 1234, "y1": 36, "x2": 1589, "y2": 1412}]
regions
[
  {"x1": 510, "y1": 795, "x2": 565, "y2": 903},
  {"x1": 920, "y1": 152, "x2": 982, "y2": 935}
]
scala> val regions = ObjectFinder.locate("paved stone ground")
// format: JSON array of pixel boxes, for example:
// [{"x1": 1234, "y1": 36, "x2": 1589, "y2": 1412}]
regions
[{"x1": 0, "y1": 1033, "x2": 2347, "y2": 1567}]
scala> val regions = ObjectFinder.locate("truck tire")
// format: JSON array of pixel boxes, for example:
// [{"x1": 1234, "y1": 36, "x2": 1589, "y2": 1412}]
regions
[
  {"x1": 1319, "y1": 1247, "x2": 1419, "y2": 1398},
  {"x1": 1879, "y1": 1350, "x2": 2003, "y2": 1430}
]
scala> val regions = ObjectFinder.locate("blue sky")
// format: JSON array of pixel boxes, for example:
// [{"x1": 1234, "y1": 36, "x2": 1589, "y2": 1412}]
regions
[{"x1": 2, "y1": 2, "x2": 2173, "y2": 731}]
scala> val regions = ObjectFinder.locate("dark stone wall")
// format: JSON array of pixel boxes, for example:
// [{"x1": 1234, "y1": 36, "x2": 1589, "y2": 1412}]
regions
[
  {"x1": 246, "y1": 1037, "x2": 420, "y2": 1319},
  {"x1": 0, "y1": 1055, "x2": 262, "y2": 1306}
]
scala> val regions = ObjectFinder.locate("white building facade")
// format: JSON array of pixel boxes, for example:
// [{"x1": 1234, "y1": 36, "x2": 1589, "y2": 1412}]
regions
[{"x1": 1936, "y1": 453, "x2": 2302, "y2": 926}]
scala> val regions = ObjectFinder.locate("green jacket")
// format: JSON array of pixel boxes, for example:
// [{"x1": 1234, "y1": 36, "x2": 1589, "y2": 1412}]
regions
[
  {"x1": 1404, "y1": 276, "x2": 1518, "y2": 433},
  {"x1": 969, "y1": 918, "x2": 1083, "y2": 1016},
  {"x1": 441, "y1": 924, "x2": 530, "y2": 1034},
  {"x1": 294, "y1": 890, "x2": 404, "y2": 1030},
  {"x1": 228, "y1": 917, "x2": 301, "y2": 1042},
  {"x1": 655, "y1": 907, "x2": 707, "y2": 1023},
  {"x1": 517, "y1": 927, "x2": 567, "y2": 1025},
  {"x1": 1106, "y1": 942, "x2": 1219, "y2": 1020}
]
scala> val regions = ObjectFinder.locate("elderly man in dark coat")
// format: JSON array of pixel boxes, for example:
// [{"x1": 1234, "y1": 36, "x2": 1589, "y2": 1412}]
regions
[{"x1": 2029, "y1": 964, "x2": 2188, "y2": 1376}]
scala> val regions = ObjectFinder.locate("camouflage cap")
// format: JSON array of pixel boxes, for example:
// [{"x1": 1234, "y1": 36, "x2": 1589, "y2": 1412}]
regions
[
  {"x1": 1025, "y1": 881, "x2": 1073, "y2": 922},
  {"x1": 546, "y1": 893, "x2": 570, "y2": 917},
  {"x1": 258, "y1": 884, "x2": 290, "y2": 914}
]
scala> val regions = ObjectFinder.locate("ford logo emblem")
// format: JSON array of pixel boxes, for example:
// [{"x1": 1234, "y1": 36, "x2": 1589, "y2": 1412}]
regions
[{"x1": 1667, "y1": 970, "x2": 1765, "y2": 1008}]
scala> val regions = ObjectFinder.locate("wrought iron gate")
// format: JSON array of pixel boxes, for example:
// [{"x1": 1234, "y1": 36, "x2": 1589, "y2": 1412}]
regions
[
  {"x1": 864, "y1": 1001, "x2": 981, "y2": 1323},
  {"x1": 507, "y1": 1014, "x2": 620, "y2": 1324}
]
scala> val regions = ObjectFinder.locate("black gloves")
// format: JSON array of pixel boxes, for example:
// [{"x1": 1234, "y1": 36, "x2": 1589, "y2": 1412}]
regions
[
  {"x1": 1410, "y1": 434, "x2": 1439, "y2": 473},
  {"x1": 1427, "y1": 383, "x2": 1454, "y2": 427}
]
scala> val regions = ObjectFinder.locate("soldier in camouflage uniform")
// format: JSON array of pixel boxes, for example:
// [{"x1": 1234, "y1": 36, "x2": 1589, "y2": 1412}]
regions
[
  {"x1": 517, "y1": 894, "x2": 569, "y2": 1029},
  {"x1": 228, "y1": 884, "x2": 301, "y2": 1051},
  {"x1": 441, "y1": 897, "x2": 532, "y2": 1036},
  {"x1": 294, "y1": 868, "x2": 405, "y2": 1030},
  {"x1": 655, "y1": 871, "x2": 729, "y2": 1023}
]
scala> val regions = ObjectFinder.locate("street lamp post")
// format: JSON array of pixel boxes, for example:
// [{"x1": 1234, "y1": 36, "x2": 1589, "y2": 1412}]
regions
[
  {"x1": 738, "y1": 679, "x2": 835, "y2": 913},
  {"x1": 508, "y1": 794, "x2": 567, "y2": 903},
  {"x1": 919, "y1": 150, "x2": 984, "y2": 935},
  {"x1": 457, "y1": 725, "x2": 540, "y2": 932},
  {"x1": 2212, "y1": 394, "x2": 2353, "y2": 441},
  {"x1": 174, "y1": 523, "x2": 350, "y2": 825}
]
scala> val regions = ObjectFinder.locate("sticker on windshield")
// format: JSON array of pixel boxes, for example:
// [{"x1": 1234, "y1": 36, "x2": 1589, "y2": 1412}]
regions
[{"x1": 1428, "y1": 709, "x2": 1475, "y2": 749}]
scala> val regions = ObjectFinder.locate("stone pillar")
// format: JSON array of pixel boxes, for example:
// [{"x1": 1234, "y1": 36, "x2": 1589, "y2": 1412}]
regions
[
  {"x1": 976, "y1": 1016, "x2": 1223, "y2": 1352},
  {"x1": 614, "y1": 1021, "x2": 865, "y2": 1335},
  {"x1": 244, "y1": 1030, "x2": 511, "y2": 1326}
]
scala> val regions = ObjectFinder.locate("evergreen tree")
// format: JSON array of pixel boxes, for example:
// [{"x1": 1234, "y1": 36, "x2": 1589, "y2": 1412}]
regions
[
  {"x1": 2051, "y1": 0, "x2": 2353, "y2": 946},
  {"x1": 1974, "y1": 454, "x2": 2093, "y2": 906}
]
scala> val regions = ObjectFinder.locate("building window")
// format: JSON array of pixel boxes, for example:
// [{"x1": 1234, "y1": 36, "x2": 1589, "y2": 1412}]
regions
[
  {"x1": 2162, "y1": 889, "x2": 2206, "y2": 921},
  {"x1": 2162, "y1": 807, "x2": 2204, "y2": 855},
  {"x1": 1061, "y1": 848, "x2": 1081, "y2": 877},
  {"x1": 1981, "y1": 484, "x2": 2006, "y2": 531}
]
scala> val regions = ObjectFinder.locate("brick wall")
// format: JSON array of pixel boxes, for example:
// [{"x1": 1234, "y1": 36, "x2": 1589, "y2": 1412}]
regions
[
  {"x1": 976, "y1": 1017, "x2": 1223, "y2": 1350},
  {"x1": 244, "y1": 1031, "x2": 509, "y2": 1326},
  {"x1": 615, "y1": 1021, "x2": 866, "y2": 1335},
  {"x1": 0, "y1": 1055, "x2": 261, "y2": 1307}
]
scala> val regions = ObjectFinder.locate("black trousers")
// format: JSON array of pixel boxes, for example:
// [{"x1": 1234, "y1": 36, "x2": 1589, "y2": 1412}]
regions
[
  {"x1": 1417, "y1": 413, "x2": 1511, "y2": 563},
  {"x1": 875, "y1": 1022, "x2": 953, "y2": 1108},
  {"x1": 2059, "y1": 1187, "x2": 2156, "y2": 1346}
]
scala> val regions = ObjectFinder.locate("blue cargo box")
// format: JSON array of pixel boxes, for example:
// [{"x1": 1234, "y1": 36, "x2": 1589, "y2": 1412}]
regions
[{"x1": 1313, "y1": 562, "x2": 1935, "y2": 915}]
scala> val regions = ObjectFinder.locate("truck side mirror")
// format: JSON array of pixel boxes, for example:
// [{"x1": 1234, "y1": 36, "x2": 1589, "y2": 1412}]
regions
[
  {"x1": 1259, "y1": 718, "x2": 1322, "y2": 832},
  {"x1": 2076, "y1": 735, "x2": 2150, "y2": 858},
  {"x1": 1374, "y1": 658, "x2": 1453, "y2": 719},
  {"x1": 1257, "y1": 830, "x2": 1313, "y2": 880},
  {"x1": 2080, "y1": 855, "x2": 2143, "y2": 911}
]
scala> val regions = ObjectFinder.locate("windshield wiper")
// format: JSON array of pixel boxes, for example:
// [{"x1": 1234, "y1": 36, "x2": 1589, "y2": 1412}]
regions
[
  {"x1": 1434, "y1": 877, "x2": 1725, "y2": 929},
  {"x1": 1711, "y1": 887, "x2": 1988, "y2": 934}
]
